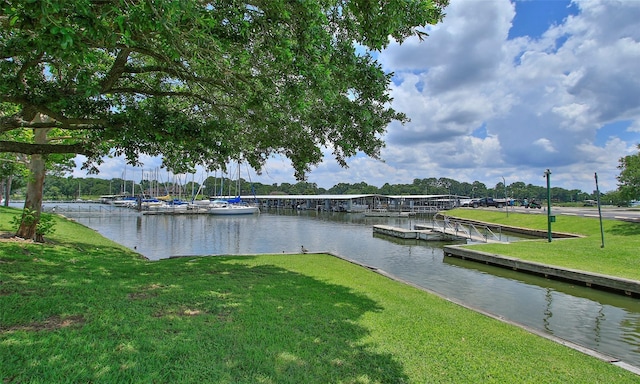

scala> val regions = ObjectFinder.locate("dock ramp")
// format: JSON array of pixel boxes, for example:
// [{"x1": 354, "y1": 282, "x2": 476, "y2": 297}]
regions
[{"x1": 415, "y1": 219, "x2": 507, "y2": 243}]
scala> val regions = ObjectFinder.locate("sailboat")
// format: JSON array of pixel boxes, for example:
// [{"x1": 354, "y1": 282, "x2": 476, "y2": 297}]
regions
[
  {"x1": 208, "y1": 162, "x2": 259, "y2": 215},
  {"x1": 208, "y1": 198, "x2": 260, "y2": 215}
]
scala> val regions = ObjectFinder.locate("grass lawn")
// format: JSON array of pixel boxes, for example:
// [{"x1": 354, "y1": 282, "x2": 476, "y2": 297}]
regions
[
  {"x1": 1, "y1": 207, "x2": 638, "y2": 382},
  {"x1": 444, "y1": 208, "x2": 640, "y2": 281}
]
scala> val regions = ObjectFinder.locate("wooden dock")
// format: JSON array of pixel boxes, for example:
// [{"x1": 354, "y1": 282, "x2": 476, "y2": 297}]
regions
[{"x1": 444, "y1": 245, "x2": 640, "y2": 297}]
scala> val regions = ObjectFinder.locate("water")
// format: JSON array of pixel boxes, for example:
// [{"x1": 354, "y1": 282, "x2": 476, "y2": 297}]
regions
[{"x1": 36, "y1": 204, "x2": 640, "y2": 368}]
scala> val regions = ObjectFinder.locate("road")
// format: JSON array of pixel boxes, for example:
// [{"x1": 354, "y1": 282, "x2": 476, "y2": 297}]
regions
[{"x1": 485, "y1": 205, "x2": 640, "y2": 222}]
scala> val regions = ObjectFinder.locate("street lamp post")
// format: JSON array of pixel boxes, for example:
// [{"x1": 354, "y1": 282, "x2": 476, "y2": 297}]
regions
[{"x1": 544, "y1": 169, "x2": 552, "y2": 242}]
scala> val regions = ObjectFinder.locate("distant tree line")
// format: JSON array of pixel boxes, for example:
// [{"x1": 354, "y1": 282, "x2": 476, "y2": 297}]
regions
[
  {"x1": 4, "y1": 139, "x2": 640, "y2": 209},
  {"x1": 2, "y1": 174, "x2": 625, "y2": 206}
]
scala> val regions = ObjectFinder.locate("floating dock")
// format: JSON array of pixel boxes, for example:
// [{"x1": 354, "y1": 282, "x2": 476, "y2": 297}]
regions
[{"x1": 372, "y1": 225, "x2": 459, "y2": 241}]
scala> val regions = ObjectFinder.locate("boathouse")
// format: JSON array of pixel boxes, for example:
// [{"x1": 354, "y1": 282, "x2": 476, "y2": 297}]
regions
[{"x1": 232, "y1": 194, "x2": 464, "y2": 213}]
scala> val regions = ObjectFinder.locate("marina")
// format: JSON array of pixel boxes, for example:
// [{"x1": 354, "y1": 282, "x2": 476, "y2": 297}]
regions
[{"x1": 11, "y1": 202, "x2": 640, "y2": 369}]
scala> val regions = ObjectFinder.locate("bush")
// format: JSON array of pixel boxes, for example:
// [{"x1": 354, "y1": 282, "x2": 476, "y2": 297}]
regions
[{"x1": 11, "y1": 208, "x2": 56, "y2": 240}]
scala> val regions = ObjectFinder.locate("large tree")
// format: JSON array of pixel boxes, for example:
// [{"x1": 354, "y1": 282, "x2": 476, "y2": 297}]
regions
[
  {"x1": 618, "y1": 144, "x2": 640, "y2": 201},
  {"x1": 0, "y1": 0, "x2": 447, "y2": 240}
]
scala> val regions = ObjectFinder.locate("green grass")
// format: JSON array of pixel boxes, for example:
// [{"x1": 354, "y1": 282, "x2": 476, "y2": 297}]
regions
[
  {"x1": 1, "y1": 207, "x2": 638, "y2": 382},
  {"x1": 445, "y1": 208, "x2": 640, "y2": 280}
]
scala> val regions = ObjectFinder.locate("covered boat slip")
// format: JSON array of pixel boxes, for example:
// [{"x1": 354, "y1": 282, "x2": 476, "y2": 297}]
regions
[
  {"x1": 105, "y1": 194, "x2": 464, "y2": 216},
  {"x1": 245, "y1": 194, "x2": 464, "y2": 213}
]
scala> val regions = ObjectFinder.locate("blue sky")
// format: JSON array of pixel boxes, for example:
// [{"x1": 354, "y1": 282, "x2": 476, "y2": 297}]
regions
[
  {"x1": 509, "y1": 0, "x2": 578, "y2": 39},
  {"x1": 74, "y1": 0, "x2": 640, "y2": 194}
]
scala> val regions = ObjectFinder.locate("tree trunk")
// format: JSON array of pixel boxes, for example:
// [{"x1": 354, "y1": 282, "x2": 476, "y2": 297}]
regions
[
  {"x1": 16, "y1": 155, "x2": 46, "y2": 240},
  {"x1": 16, "y1": 127, "x2": 49, "y2": 241},
  {"x1": 4, "y1": 176, "x2": 11, "y2": 206}
]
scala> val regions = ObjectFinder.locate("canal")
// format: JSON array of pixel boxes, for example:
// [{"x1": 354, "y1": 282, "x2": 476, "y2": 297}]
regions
[{"x1": 39, "y1": 204, "x2": 640, "y2": 368}]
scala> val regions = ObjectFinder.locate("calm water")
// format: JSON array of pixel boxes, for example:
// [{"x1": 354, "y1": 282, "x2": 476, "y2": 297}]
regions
[{"x1": 40, "y1": 204, "x2": 640, "y2": 368}]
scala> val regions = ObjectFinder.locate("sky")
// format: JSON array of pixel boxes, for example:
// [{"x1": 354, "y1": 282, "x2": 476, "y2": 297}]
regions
[{"x1": 73, "y1": 0, "x2": 640, "y2": 193}]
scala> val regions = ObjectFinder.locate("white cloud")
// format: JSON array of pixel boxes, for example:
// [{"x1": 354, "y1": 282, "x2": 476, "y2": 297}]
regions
[
  {"x1": 533, "y1": 138, "x2": 557, "y2": 153},
  {"x1": 372, "y1": 0, "x2": 640, "y2": 192}
]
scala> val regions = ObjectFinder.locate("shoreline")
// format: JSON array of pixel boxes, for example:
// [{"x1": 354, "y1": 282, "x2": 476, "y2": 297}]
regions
[{"x1": 324, "y1": 251, "x2": 640, "y2": 376}]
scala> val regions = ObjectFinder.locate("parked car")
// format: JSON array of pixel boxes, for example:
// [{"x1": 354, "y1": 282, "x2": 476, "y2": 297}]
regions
[
  {"x1": 523, "y1": 199, "x2": 542, "y2": 209},
  {"x1": 459, "y1": 199, "x2": 474, "y2": 207},
  {"x1": 471, "y1": 197, "x2": 506, "y2": 208}
]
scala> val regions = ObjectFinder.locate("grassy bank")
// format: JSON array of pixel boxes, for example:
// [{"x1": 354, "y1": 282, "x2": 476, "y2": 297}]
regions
[
  {"x1": 1, "y1": 207, "x2": 638, "y2": 382},
  {"x1": 445, "y1": 208, "x2": 640, "y2": 281}
]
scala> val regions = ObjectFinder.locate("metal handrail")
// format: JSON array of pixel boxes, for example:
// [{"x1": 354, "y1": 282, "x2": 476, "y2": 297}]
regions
[
  {"x1": 430, "y1": 218, "x2": 472, "y2": 240},
  {"x1": 434, "y1": 215, "x2": 502, "y2": 243}
]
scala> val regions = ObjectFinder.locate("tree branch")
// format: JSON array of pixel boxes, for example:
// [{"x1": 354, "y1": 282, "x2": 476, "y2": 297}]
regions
[
  {"x1": 0, "y1": 97, "x2": 109, "y2": 129},
  {"x1": 108, "y1": 87, "x2": 218, "y2": 104},
  {"x1": 123, "y1": 65, "x2": 229, "y2": 89},
  {"x1": 0, "y1": 118, "x2": 60, "y2": 134},
  {"x1": 17, "y1": 53, "x2": 44, "y2": 89},
  {"x1": 117, "y1": 43, "x2": 188, "y2": 74},
  {"x1": 101, "y1": 48, "x2": 131, "y2": 92},
  {"x1": 0, "y1": 141, "x2": 94, "y2": 156}
]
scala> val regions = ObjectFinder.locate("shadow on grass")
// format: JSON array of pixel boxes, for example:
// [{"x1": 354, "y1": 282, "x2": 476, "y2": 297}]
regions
[
  {"x1": 608, "y1": 221, "x2": 640, "y2": 236},
  {"x1": 1, "y1": 252, "x2": 408, "y2": 383},
  {"x1": 137, "y1": 257, "x2": 405, "y2": 383}
]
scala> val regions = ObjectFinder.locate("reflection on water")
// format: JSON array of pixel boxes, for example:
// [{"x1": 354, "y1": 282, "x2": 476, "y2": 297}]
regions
[{"x1": 40, "y1": 204, "x2": 640, "y2": 368}]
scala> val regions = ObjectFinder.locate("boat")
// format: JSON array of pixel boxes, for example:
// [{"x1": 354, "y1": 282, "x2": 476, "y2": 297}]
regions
[
  {"x1": 206, "y1": 161, "x2": 260, "y2": 215},
  {"x1": 112, "y1": 196, "x2": 137, "y2": 207},
  {"x1": 147, "y1": 199, "x2": 190, "y2": 211},
  {"x1": 208, "y1": 199, "x2": 260, "y2": 215},
  {"x1": 140, "y1": 198, "x2": 164, "y2": 209}
]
